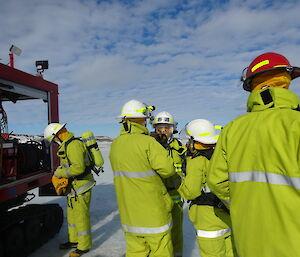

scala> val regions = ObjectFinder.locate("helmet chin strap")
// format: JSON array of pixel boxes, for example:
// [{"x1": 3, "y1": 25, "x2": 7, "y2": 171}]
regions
[
  {"x1": 167, "y1": 134, "x2": 173, "y2": 144},
  {"x1": 53, "y1": 133, "x2": 63, "y2": 145},
  {"x1": 187, "y1": 137, "x2": 196, "y2": 151}
]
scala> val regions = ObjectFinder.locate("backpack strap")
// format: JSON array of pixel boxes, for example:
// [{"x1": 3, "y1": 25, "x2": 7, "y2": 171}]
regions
[{"x1": 64, "y1": 137, "x2": 92, "y2": 180}]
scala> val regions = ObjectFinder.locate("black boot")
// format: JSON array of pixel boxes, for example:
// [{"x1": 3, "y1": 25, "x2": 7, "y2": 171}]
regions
[
  {"x1": 59, "y1": 242, "x2": 78, "y2": 249},
  {"x1": 69, "y1": 249, "x2": 90, "y2": 257}
]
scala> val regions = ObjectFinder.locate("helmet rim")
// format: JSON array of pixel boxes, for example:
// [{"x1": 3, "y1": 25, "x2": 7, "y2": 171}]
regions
[{"x1": 243, "y1": 66, "x2": 300, "y2": 91}]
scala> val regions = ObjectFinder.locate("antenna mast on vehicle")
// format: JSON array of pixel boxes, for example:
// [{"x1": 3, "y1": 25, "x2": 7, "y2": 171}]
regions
[{"x1": 9, "y1": 45, "x2": 22, "y2": 68}]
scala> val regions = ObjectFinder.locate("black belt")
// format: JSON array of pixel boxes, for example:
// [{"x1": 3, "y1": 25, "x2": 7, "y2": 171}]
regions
[{"x1": 189, "y1": 192, "x2": 229, "y2": 214}]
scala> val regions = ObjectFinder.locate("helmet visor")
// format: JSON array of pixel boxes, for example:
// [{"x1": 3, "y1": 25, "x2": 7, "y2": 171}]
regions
[
  {"x1": 243, "y1": 66, "x2": 300, "y2": 91},
  {"x1": 155, "y1": 124, "x2": 174, "y2": 134},
  {"x1": 156, "y1": 116, "x2": 173, "y2": 123}
]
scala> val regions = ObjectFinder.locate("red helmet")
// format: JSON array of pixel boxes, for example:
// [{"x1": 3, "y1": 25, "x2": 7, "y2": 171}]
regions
[{"x1": 242, "y1": 52, "x2": 300, "y2": 91}]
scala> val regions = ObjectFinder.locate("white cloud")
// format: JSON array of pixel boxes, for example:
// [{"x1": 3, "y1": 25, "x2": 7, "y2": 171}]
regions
[{"x1": 0, "y1": 0, "x2": 300, "y2": 137}]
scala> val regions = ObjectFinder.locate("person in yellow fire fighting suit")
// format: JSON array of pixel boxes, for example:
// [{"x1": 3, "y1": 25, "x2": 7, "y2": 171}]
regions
[
  {"x1": 109, "y1": 99, "x2": 176, "y2": 257},
  {"x1": 151, "y1": 111, "x2": 186, "y2": 257},
  {"x1": 178, "y1": 119, "x2": 236, "y2": 257},
  {"x1": 44, "y1": 123, "x2": 98, "y2": 257},
  {"x1": 207, "y1": 52, "x2": 300, "y2": 257}
]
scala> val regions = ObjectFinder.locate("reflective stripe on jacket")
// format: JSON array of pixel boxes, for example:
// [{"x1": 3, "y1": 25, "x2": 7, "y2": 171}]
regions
[
  {"x1": 207, "y1": 87, "x2": 300, "y2": 257},
  {"x1": 196, "y1": 228, "x2": 231, "y2": 238},
  {"x1": 109, "y1": 121, "x2": 175, "y2": 235}
]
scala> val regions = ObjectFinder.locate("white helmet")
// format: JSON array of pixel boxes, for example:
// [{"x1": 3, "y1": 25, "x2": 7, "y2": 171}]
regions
[
  {"x1": 152, "y1": 111, "x2": 177, "y2": 126},
  {"x1": 119, "y1": 99, "x2": 154, "y2": 118},
  {"x1": 44, "y1": 123, "x2": 66, "y2": 143},
  {"x1": 183, "y1": 119, "x2": 221, "y2": 144}
]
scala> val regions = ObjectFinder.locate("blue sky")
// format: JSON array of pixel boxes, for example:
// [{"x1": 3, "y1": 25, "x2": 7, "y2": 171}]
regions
[{"x1": 1, "y1": 0, "x2": 300, "y2": 138}]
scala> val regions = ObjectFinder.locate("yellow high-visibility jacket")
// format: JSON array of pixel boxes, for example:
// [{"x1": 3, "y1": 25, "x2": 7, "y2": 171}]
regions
[
  {"x1": 54, "y1": 132, "x2": 95, "y2": 197},
  {"x1": 207, "y1": 87, "x2": 300, "y2": 257},
  {"x1": 178, "y1": 152, "x2": 231, "y2": 237},
  {"x1": 109, "y1": 120, "x2": 176, "y2": 236}
]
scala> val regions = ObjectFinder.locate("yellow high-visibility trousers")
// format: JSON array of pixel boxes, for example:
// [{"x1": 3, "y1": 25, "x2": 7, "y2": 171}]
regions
[
  {"x1": 67, "y1": 190, "x2": 92, "y2": 251},
  {"x1": 197, "y1": 234, "x2": 236, "y2": 257},
  {"x1": 125, "y1": 231, "x2": 173, "y2": 257}
]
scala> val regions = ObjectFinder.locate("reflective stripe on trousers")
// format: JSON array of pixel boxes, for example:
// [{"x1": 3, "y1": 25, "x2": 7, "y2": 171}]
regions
[
  {"x1": 122, "y1": 220, "x2": 172, "y2": 234},
  {"x1": 68, "y1": 180, "x2": 95, "y2": 196},
  {"x1": 196, "y1": 228, "x2": 231, "y2": 238},
  {"x1": 229, "y1": 171, "x2": 300, "y2": 189},
  {"x1": 113, "y1": 170, "x2": 158, "y2": 178},
  {"x1": 68, "y1": 224, "x2": 91, "y2": 236},
  {"x1": 78, "y1": 229, "x2": 92, "y2": 236}
]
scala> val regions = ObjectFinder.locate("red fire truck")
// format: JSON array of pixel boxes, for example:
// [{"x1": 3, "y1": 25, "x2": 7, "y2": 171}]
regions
[{"x1": 0, "y1": 62, "x2": 63, "y2": 257}]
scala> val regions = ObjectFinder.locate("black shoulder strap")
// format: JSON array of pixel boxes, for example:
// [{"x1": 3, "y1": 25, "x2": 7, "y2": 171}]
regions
[
  {"x1": 64, "y1": 137, "x2": 92, "y2": 180},
  {"x1": 293, "y1": 105, "x2": 300, "y2": 111},
  {"x1": 122, "y1": 120, "x2": 131, "y2": 133},
  {"x1": 175, "y1": 138, "x2": 182, "y2": 146},
  {"x1": 65, "y1": 137, "x2": 81, "y2": 148}
]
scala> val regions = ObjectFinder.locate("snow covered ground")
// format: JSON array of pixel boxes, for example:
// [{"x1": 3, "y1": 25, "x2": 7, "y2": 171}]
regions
[{"x1": 27, "y1": 141, "x2": 200, "y2": 257}]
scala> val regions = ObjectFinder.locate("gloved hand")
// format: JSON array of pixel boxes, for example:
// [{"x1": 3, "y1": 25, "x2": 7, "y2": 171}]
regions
[
  {"x1": 54, "y1": 166, "x2": 64, "y2": 178},
  {"x1": 52, "y1": 176, "x2": 69, "y2": 195}
]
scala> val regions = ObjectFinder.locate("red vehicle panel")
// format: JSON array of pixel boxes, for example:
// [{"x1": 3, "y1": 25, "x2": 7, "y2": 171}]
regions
[{"x1": 0, "y1": 63, "x2": 59, "y2": 204}]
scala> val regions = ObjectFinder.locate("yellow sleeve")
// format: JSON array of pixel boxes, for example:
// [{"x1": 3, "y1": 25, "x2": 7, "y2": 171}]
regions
[
  {"x1": 147, "y1": 138, "x2": 176, "y2": 178},
  {"x1": 207, "y1": 130, "x2": 230, "y2": 204},
  {"x1": 55, "y1": 140, "x2": 86, "y2": 178},
  {"x1": 178, "y1": 157, "x2": 206, "y2": 200}
]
